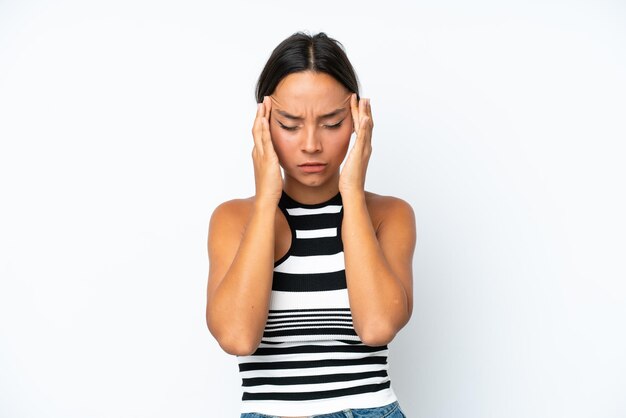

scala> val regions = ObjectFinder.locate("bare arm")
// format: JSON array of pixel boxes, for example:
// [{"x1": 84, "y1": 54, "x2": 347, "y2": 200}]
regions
[
  {"x1": 206, "y1": 198, "x2": 276, "y2": 355},
  {"x1": 341, "y1": 193, "x2": 416, "y2": 346},
  {"x1": 339, "y1": 94, "x2": 416, "y2": 346},
  {"x1": 205, "y1": 96, "x2": 282, "y2": 356}
]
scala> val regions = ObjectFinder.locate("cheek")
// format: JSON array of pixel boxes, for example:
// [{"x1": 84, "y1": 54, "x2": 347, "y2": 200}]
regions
[
  {"x1": 269, "y1": 126, "x2": 296, "y2": 165},
  {"x1": 325, "y1": 129, "x2": 351, "y2": 161}
]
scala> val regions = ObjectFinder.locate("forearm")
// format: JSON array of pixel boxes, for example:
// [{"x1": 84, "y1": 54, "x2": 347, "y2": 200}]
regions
[
  {"x1": 208, "y1": 200, "x2": 276, "y2": 353},
  {"x1": 341, "y1": 192, "x2": 409, "y2": 345}
]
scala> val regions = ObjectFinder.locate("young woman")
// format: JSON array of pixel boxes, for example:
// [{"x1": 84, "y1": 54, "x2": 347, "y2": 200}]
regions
[{"x1": 206, "y1": 32, "x2": 416, "y2": 418}]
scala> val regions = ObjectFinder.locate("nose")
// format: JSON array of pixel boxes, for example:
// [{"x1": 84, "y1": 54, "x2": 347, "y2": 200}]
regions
[{"x1": 300, "y1": 126, "x2": 322, "y2": 153}]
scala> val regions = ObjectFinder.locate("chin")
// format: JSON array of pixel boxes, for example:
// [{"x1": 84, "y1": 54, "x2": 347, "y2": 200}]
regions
[
  {"x1": 287, "y1": 171, "x2": 332, "y2": 188},
  {"x1": 297, "y1": 176, "x2": 326, "y2": 187}
]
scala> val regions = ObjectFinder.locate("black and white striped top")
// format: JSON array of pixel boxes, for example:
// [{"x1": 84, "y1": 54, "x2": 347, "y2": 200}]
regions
[{"x1": 238, "y1": 190, "x2": 397, "y2": 416}]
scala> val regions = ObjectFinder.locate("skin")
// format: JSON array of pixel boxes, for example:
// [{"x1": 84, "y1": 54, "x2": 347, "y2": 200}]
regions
[{"x1": 205, "y1": 71, "x2": 417, "y2": 417}]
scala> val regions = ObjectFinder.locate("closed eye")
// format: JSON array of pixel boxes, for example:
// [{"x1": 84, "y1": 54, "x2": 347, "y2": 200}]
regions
[
  {"x1": 278, "y1": 122, "x2": 298, "y2": 131},
  {"x1": 278, "y1": 119, "x2": 345, "y2": 131},
  {"x1": 324, "y1": 120, "x2": 344, "y2": 129}
]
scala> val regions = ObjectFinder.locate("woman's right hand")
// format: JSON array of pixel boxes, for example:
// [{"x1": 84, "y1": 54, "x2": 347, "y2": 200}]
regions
[{"x1": 251, "y1": 95, "x2": 283, "y2": 205}]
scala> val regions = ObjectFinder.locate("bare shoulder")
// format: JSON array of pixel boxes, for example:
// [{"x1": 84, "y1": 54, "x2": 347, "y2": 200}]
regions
[
  {"x1": 208, "y1": 196, "x2": 255, "y2": 236},
  {"x1": 364, "y1": 191, "x2": 415, "y2": 216},
  {"x1": 363, "y1": 191, "x2": 416, "y2": 232}
]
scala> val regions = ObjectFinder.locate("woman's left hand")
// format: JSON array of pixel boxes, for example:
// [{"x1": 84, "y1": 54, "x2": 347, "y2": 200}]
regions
[{"x1": 339, "y1": 94, "x2": 373, "y2": 196}]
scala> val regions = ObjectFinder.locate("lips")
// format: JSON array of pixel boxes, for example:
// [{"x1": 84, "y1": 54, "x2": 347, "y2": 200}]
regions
[
  {"x1": 298, "y1": 162, "x2": 327, "y2": 167},
  {"x1": 298, "y1": 162, "x2": 327, "y2": 173}
]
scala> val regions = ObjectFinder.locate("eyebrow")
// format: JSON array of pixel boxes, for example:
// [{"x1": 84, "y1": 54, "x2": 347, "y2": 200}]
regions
[{"x1": 275, "y1": 108, "x2": 347, "y2": 121}]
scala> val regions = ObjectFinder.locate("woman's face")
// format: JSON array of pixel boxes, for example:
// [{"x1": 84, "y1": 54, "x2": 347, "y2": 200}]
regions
[{"x1": 269, "y1": 71, "x2": 354, "y2": 188}]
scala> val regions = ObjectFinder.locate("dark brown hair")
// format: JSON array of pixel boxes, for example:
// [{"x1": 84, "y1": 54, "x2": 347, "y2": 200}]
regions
[{"x1": 255, "y1": 31, "x2": 360, "y2": 103}]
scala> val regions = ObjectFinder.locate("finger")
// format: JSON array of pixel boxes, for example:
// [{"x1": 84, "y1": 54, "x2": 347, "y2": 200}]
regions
[
  {"x1": 265, "y1": 95, "x2": 273, "y2": 120},
  {"x1": 367, "y1": 99, "x2": 373, "y2": 128},
  {"x1": 261, "y1": 107, "x2": 274, "y2": 151},
  {"x1": 358, "y1": 98, "x2": 367, "y2": 128},
  {"x1": 350, "y1": 93, "x2": 359, "y2": 135},
  {"x1": 362, "y1": 100, "x2": 373, "y2": 143},
  {"x1": 265, "y1": 96, "x2": 273, "y2": 139},
  {"x1": 359, "y1": 112, "x2": 374, "y2": 136},
  {"x1": 357, "y1": 115, "x2": 369, "y2": 139},
  {"x1": 356, "y1": 116, "x2": 373, "y2": 159},
  {"x1": 253, "y1": 101, "x2": 263, "y2": 130},
  {"x1": 366, "y1": 100, "x2": 373, "y2": 145},
  {"x1": 354, "y1": 98, "x2": 367, "y2": 142},
  {"x1": 261, "y1": 96, "x2": 273, "y2": 146},
  {"x1": 350, "y1": 115, "x2": 366, "y2": 155},
  {"x1": 252, "y1": 102, "x2": 264, "y2": 153}
]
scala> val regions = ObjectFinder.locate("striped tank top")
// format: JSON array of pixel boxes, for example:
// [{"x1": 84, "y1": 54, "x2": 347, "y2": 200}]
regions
[{"x1": 237, "y1": 190, "x2": 397, "y2": 416}]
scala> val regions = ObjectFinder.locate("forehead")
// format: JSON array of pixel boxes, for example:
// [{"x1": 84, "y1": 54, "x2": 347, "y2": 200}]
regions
[{"x1": 271, "y1": 72, "x2": 350, "y2": 112}]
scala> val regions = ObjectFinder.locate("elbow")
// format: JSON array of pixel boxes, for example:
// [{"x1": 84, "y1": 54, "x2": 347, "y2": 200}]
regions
[
  {"x1": 357, "y1": 329, "x2": 396, "y2": 347},
  {"x1": 216, "y1": 336, "x2": 260, "y2": 356},
  {"x1": 355, "y1": 313, "x2": 411, "y2": 347},
  {"x1": 206, "y1": 317, "x2": 260, "y2": 356},
  {"x1": 355, "y1": 323, "x2": 398, "y2": 347}
]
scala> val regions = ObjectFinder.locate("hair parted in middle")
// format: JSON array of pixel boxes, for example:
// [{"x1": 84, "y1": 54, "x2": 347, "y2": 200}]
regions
[{"x1": 255, "y1": 31, "x2": 360, "y2": 104}]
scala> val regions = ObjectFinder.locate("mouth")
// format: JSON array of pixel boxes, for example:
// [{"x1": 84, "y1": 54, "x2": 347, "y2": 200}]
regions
[
  {"x1": 298, "y1": 162, "x2": 327, "y2": 173},
  {"x1": 298, "y1": 162, "x2": 327, "y2": 167}
]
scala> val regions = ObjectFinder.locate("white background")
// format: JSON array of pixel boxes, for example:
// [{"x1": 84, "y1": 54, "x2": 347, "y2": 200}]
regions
[{"x1": 1, "y1": 1, "x2": 625, "y2": 417}]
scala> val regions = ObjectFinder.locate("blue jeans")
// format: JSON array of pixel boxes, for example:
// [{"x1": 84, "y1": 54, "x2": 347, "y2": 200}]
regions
[{"x1": 240, "y1": 400, "x2": 406, "y2": 418}]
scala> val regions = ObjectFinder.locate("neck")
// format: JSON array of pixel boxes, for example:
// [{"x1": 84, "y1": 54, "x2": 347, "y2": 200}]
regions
[{"x1": 283, "y1": 172, "x2": 340, "y2": 205}]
